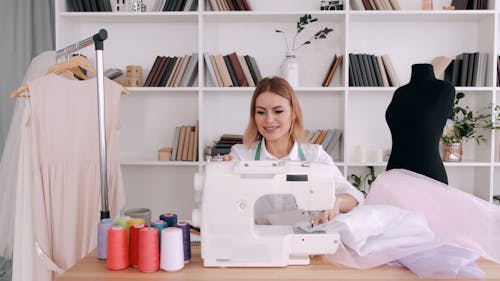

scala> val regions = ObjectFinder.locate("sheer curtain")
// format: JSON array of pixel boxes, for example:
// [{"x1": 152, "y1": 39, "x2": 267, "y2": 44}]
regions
[
  {"x1": 0, "y1": 0, "x2": 55, "y2": 156},
  {"x1": 0, "y1": 1, "x2": 54, "y2": 280}
]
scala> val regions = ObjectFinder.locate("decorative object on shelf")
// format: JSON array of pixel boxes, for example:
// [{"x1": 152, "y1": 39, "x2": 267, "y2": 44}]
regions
[
  {"x1": 348, "y1": 166, "x2": 376, "y2": 197},
  {"x1": 125, "y1": 65, "x2": 143, "y2": 87},
  {"x1": 130, "y1": 0, "x2": 146, "y2": 12},
  {"x1": 158, "y1": 147, "x2": 173, "y2": 161},
  {"x1": 421, "y1": 0, "x2": 433, "y2": 10},
  {"x1": 441, "y1": 92, "x2": 497, "y2": 162},
  {"x1": 320, "y1": 0, "x2": 343, "y2": 10},
  {"x1": 275, "y1": 14, "x2": 333, "y2": 87}
]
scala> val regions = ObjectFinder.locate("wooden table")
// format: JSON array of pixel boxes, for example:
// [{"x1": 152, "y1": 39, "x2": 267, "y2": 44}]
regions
[{"x1": 56, "y1": 246, "x2": 500, "y2": 281}]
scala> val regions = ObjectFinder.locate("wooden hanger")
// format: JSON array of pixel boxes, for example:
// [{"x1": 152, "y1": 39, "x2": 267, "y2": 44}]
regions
[{"x1": 11, "y1": 56, "x2": 130, "y2": 97}]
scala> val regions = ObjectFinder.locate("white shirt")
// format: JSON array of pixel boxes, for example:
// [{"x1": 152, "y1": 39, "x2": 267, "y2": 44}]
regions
[{"x1": 231, "y1": 139, "x2": 364, "y2": 224}]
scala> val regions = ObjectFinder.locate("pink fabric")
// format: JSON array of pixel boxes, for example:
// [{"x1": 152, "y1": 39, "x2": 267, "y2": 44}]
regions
[
  {"x1": 365, "y1": 169, "x2": 500, "y2": 263},
  {"x1": 325, "y1": 169, "x2": 500, "y2": 272},
  {"x1": 27, "y1": 74, "x2": 125, "y2": 280}
]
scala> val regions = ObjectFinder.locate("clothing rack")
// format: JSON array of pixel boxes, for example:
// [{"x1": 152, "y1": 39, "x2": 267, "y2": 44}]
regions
[{"x1": 57, "y1": 29, "x2": 111, "y2": 219}]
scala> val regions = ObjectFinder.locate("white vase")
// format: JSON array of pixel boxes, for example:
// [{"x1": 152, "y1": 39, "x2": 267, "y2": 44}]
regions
[{"x1": 280, "y1": 52, "x2": 299, "y2": 88}]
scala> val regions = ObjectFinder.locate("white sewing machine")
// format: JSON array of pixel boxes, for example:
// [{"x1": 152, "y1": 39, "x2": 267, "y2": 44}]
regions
[{"x1": 194, "y1": 160, "x2": 340, "y2": 267}]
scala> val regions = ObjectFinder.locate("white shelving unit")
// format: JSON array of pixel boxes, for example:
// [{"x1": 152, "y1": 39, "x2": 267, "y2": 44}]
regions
[{"x1": 54, "y1": 0, "x2": 500, "y2": 218}]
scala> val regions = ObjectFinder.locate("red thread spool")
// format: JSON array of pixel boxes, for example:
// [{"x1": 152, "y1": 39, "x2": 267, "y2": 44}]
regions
[
  {"x1": 138, "y1": 227, "x2": 160, "y2": 272},
  {"x1": 129, "y1": 224, "x2": 144, "y2": 267},
  {"x1": 107, "y1": 226, "x2": 129, "y2": 270}
]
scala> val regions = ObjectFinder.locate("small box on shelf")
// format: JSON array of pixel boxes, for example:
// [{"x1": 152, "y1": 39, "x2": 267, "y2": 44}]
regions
[{"x1": 158, "y1": 147, "x2": 173, "y2": 161}]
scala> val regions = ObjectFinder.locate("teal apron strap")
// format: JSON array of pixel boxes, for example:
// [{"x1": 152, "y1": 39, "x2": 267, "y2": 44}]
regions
[{"x1": 255, "y1": 140, "x2": 306, "y2": 161}]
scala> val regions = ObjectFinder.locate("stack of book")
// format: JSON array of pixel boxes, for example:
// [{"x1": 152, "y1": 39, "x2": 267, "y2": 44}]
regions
[
  {"x1": 349, "y1": 53, "x2": 399, "y2": 87},
  {"x1": 67, "y1": 0, "x2": 112, "y2": 11},
  {"x1": 322, "y1": 54, "x2": 343, "y2": 87},
  {"x1": 204, "y1": 52, "x2": 262, "y2": 87},
  {"x1": 444, "y1": 52, "x2": 488, "y2": 87},
  {"x1": 450, "y1": 0, "x2": 488, "y2": 10},
  {"x1": 170, "y1": 121, "x2": 199, "y2": 161},
  {"x1": 151, "y1": 0, "x2": 198, "y2": 11},
  {"x1": 204, "y1": 134, "x2": 243, "y2": 157},
  {"x1": 350, "y1": 0, "x2": 401, "y2": 10},
  {"x1": 143, "y1": 53, "x2": 198, "y2": 87},
  {"x1": 207, "y1": 0, "x2": 252, "y2": 11},
  {"x1": 304, "y1": 129, "x2": 343, "y2": 161}
]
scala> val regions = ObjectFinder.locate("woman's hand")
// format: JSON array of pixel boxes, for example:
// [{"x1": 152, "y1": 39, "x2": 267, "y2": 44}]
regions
[
  {"x1": 221, "y1": 154, "x2": 233, "y2": 161},
  {"x1": 314, "y1": 193, "x2": 359, "y2": 225}
]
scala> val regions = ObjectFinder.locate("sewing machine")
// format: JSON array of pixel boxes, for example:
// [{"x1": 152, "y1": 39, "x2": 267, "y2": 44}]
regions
[{"x1": 195, "y1": 160, "x2": 340, "y2": 267}]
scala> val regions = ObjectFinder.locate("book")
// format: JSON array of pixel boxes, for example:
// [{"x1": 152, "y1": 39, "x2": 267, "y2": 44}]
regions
[
  {"x1": 151, "y1": 56, "x2": 169, "y2": 87},
  {"x1": 193, "y1": 120, "x2": 199, "y2": 161},
  {"x1": 350, "y1": 54, "x2": 362, "y2": 86},
  {"x1": 166, "y1": 56, "x2": 182, "y2": 87},
  {"x1": 320, "y1": 129, "x2": 335, "y2": 150},
  {"x1": 309, "y1": 130, "x2": 322, "y2": 144},
  {"x1": 363, "y1": 54, "x2": 377, "y2": 86},
  {"x1": 451, "y1": 57, "x2": 462, "y2": 86},
  {"x1": 370, "y1": 55, "x2": 383, "y2": 86},
  {"x1": 220, "y1": 134, "x2": 243, "y2": 141},
  {"x1": 451, "y1": 0, "x2": 468, "y2": 9},
  {"x1": 102, "y1": 0, "x2": 112, "y2": 11},
  {"x1": 223, "y1": 55, "x2": 239, "y2": 86},
  {"x1": 388, "y1": 0, "x2": 401, "y2": 9},
  {"x1": 470, "y1": 52, "x2": 479, "y2": 87},
  {"x1": 89, "y1": 0, "x2": 98, "y2": 11},
  {"x1": 376, "y1": 56, "x2": 389, "y2": 87},
  {"x1": 208, "y1": 0, "x2": 219, "y2": 10},
  {"x1": 176, "y1": 126, "x2": 188, "y2": 161},
  {"x1": 245, "y1": 55, "x2": 262, "y2": 84},
  {"x1": 210, "y1": 54, "x2": 224, "y2": 87},
  {"x1": 228, "y1": 52, "x2": 249, "y2": 87},
  {"x1": 322, "y1": 54, "x2": 337, "y2": 87},
  {"x1": 381, "y1": 54, "x2": 399, "y2": 86},
  {"x1": 171, "y1": 126, "x2": 181, "y2": 160},
  {"x1": 143, "y1": 56, "x2": 162, "y2": 86},
  {"x1": 214, "y1": 54, "x2": 233, "y2": 87},
  {"x1": 186, "y1": 127, "x2": 195, "y2": 161},
  {"x1": 186, "y1": 54, "x2": 199, "y2": 87},
  {"x1": 205, "y1": 147, "x2": 232, "y2": 156},
  {"x1": 350, "y1": 0, "x2": 365, "y2": 10},
  {"x1": 240, "y1": 0, "x2": 252, "y2": 10},
  {"x1": 315, "y1": 130, "x2": 327, "y2": 145},
  {"x1": 159, "y1": 56, "x2": 176, "y2": 87},
  {"x1": 173, "y1": 54, "x2": 191, "y2": 87},
  {"x1": 203, "y1": 53, "x2": 218, "y2": 87},
  {"x1": 459, "y1": 53, "x2": 469, "y2": 86},
  {"x1": 238, "y1": 55, "x2": 255, "y2": 87},
  {"x1": 431, "y1": 56, "x2": 453, "y2": 80},
  {"x1": 356, "y1": 54, "x2": 369, "y2": 86},
  {"x1": 324, "y1": 55, "x2": 343, "y2": 87}
]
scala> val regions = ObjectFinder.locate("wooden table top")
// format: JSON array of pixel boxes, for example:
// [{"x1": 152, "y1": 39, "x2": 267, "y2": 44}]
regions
[{"x1": 56, "y1": 246, "x2": 500, "y2": 281}]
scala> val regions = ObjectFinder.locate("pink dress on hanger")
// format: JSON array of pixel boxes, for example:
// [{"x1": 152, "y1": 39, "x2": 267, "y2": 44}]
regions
[{"x1": 27, "y1": 73, "x2": 125, "y2": 281}]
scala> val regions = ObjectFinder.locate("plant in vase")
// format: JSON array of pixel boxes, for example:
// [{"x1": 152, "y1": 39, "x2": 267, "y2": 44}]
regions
[
  {"x1": 275, "y1": 14, "x2": 333, "y2": 87},
  {"x1": 441, "y1": 92, "x2": 498, "y2": 162}
]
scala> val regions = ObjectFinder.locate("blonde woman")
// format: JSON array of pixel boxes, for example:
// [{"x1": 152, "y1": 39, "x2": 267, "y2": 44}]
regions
[{"x1": 224, "y1": 76, "x2": 363, "y2": 224}]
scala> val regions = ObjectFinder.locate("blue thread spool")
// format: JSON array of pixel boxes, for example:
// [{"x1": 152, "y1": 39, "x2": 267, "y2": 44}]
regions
[
  {"x1": 159, "y1": 213, "x2": 177, "y2": 227},
  {"x1": 175, "y1": 221, "x2": 191, "y2": 263},
  {"x1": 151, "y1": 220, "x2": 168, "y2": 247},
  {"x1": 97, "y1": 218, "x2": 114, "y2": 259}
]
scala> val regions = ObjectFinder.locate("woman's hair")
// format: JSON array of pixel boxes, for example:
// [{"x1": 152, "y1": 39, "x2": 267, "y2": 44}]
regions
[{"x1": 243, "y1": 76, "x2": 304, "y2": 147}]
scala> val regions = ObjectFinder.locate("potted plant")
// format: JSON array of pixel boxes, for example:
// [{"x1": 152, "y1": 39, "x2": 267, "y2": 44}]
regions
[
  {"x1": 441, "y1": 92, "x2": 498, "y2": 161},
  {"x1": 348, "y1": 166, "x2": 376, "y2": 196},
  {"x1": 275, "y1": 14, "x2": 333, "y2": 87}
]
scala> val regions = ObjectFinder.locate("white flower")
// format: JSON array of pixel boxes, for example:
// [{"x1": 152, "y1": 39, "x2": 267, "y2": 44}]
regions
[{"x1": 442, "y1": 119, "x2": 455, "y2": 137}]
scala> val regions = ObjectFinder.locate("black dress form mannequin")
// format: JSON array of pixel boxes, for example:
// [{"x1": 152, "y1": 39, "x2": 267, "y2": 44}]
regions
[{"x1": 385, "y1": 64, "x2": 455, "y2": 184}]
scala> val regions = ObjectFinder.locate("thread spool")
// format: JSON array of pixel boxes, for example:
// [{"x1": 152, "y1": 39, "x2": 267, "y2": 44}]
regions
[
  {"x1": 159, "y1": 213, "x2": 177, "y2": 227},
  {"x1": 151, "y1": 220, "x2": 168, "y2": 247},
  {"x1": 115, "y1": 215, "x2": 130, "y2": 228},
  {"x1": 97, "y1": 219, "x2": 114, "y2": 259},
  {"x1": 160, "y1": 227, "x2": 184, "y2": 271},
  {"x1": 175, "y1": 221, "x2": 191, "y2": 263},
  {"x1": 128, "y1": 217, "x2": 145, "y2": 229},
  {"x1": 124, "y1": 208, "x2": 152, "y2": 226},
  {"x1": 107, "y1": 226, "x2": 129, "y2": 270},
  {"x1": 129, "y1": 224, "x2": 145, "y2": 267},
  {"x1": 138, "y1": 227, "x2": 160, "y2": 272}
]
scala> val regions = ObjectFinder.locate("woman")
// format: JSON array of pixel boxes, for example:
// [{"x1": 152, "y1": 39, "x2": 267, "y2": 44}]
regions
[{"x1": 225, "y1": 76, "x2": 363, "y2": 225}]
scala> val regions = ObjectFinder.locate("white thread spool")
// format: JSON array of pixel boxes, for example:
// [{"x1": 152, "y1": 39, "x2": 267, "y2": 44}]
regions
[{"x1": 160, "y1": 227, "x2": 184, "y2": 271}]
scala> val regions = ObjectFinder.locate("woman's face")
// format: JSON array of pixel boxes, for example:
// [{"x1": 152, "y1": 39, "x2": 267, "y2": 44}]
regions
[{"x1": 254, "y1": 91, "x2": 294, "y2": 143}]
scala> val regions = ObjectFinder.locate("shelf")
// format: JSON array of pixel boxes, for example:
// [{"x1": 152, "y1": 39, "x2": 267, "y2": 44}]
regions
[
  {"x1": 121, "y1": 160, "x2": 200, "y2": 166},
  {"x1": 443, "y1": 162, "x2": 493, "y2": 167},
  {"x1": 202, "y1": 87, "x2": 345, "y2": 93},
  {"x1": 349, "y1": 10, "x2": 495, "y2": 22},
  {"x1": 348, "y1": 87, "x2": 397, "y2": 92},
  {"x1": 343, "y1": 162, "x2": 387, "y2": 167},
  {"x1": 59, "y1": 11, "x2": 198, "y2": 22},
  {"x1": 202, "y1": 11, "x2": 346, "y2": 23},
  {"x1": 128, "y1": 87, "x2": 200, "y2": 94}
]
